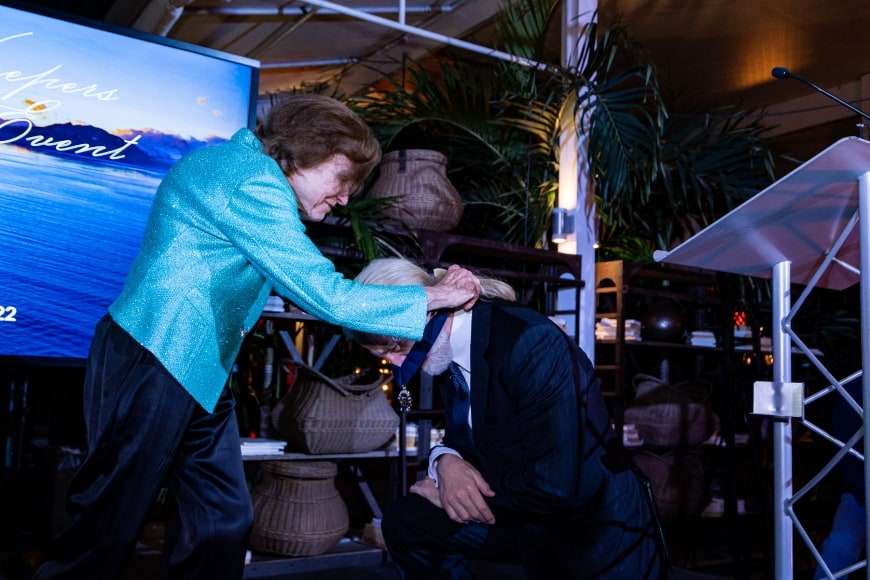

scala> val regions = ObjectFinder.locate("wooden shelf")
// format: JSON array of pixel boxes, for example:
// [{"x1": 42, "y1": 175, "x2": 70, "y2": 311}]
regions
[
  {"x1": 243, "y1": 538, "x2": 385, "y2": 579},
  {"x1": 241, "y1": 445, "x2": 415, "y2": 462}
]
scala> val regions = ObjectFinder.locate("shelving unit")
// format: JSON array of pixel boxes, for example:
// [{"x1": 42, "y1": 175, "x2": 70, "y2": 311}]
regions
[
  {"x1": 303, "y1": 220, "x2": 585, "y2": 341},
  {"x1": 292, "y1": 221, "x2": 585, "y2": 488},
  {"x1": 236, "y1": 227, "x2": 586, "y2": 575},
  {"x1": 594, "y1": 260, "x2": 774, "y2": 577},
  {"x1": 593, "y1": 259, "x2": 730, "y2": 432},
  {"x1": 253, "y1": 225, "x2": 585, "y2": 463},
  {"x1": 240, "y1": 447, "x2": 410, "y2": 579},
  {"x1": 413, "y1": 230, "x2": 583, "y2": 340}
]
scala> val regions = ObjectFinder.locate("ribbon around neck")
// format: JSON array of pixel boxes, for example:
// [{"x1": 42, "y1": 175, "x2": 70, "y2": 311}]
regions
[{"x1": 393, "y1": 310, "x2": 450, "y2": 386}]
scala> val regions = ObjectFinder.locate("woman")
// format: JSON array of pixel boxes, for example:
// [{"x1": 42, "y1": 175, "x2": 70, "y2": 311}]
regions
[{"x1": 34, "y1": 95, "x2": 480, "y2": 580}]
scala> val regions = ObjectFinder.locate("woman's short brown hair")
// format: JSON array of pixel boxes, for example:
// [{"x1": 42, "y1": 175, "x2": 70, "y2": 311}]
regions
[{"x1": 256, "y1": 94, "x2": 381, "y2": 190}]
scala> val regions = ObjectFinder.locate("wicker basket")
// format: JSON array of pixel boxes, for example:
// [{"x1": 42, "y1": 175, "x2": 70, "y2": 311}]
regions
[
  {"x1": 366, "y1": 149, "x2": 463, "y2": 232},
  {"x1": 633, "y1": 450, "x2": 706, "y2": 523},
  {"x1": 249, "y1": 460, "x2": 349, "y2": 557},
  {"x1": 272, "y1": 366, "x2": 399, "y2": 454},
  {"x1": 624, "y1": 374, "x2": 718, "y2": 447}
]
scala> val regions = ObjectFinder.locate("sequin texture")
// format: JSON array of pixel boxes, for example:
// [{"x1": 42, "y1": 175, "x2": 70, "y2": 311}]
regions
[{"x1": 109, "y1": 129, "x2": 427, "y2": 411}]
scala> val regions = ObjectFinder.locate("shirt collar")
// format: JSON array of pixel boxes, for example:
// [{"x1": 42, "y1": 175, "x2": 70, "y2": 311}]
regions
[{"x1": 449, "y1": 309, "x2": 473, "y2": 375}]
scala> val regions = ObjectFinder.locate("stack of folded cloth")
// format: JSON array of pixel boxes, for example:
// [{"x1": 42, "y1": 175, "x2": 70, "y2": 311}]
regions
[
  {"x1": 622, "y1": 423, "x2": 644, "y2": 447},
  {"x1": 262, "y1": 295, "x2": 286, "y2": 312},
  {"x1": 595, "y1": 318, "x2": 617, "y2": 340},
  {"x1": 240, "y1": 438, "x2": 286, "y2": 456},
  {"x1": 625, "y1": 319, "x2": 642, "y2": 341},
  {"x1": 595, "y1": 318, "x2": 642, "y2": 341},
  {"x1": 687, "y1": 330, "x2": 716, "y2": 347}
]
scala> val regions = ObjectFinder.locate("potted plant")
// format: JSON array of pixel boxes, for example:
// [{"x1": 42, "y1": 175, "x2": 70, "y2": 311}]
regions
[
  {"x1": 348, "y1": 0, "x2": 665, "y2": 249},
  {"x1": 346, "y1": 0, "x2": 775, "y2": 262}
]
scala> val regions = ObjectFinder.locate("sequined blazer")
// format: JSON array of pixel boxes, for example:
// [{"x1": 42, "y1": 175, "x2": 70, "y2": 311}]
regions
[{"x1": 109, "y1": 129, "x2": 426, "y2": 411}]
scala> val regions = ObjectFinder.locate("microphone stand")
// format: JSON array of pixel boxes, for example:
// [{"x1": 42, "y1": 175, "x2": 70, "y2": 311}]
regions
[{"x1": 772, "y1": 67, "x2": 870, "y2": 139}]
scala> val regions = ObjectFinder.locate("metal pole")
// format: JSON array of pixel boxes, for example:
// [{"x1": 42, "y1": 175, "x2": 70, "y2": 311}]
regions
[
  {"x1": 297, "y1": 0, "x2": 554, "y2": 72},
  {"x1": 857, "y1": 170, "x2": 870, "y2": 580},
  {"x1": 399, "y1": 409, "x2": 408, "y2": 494},
  {"x1": 772, "y1": 260, "x2": 793, "y2": 579}
]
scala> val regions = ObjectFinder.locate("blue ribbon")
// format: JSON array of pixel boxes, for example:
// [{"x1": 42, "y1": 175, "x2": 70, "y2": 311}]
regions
[{"x1": 393, "y1": 310, "x2": 450, "y2": 386}]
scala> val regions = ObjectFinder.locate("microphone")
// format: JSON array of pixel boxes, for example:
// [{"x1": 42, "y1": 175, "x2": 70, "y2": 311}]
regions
[{"x1": 771, "y1": 66, "x2": 870, "y2": 122}]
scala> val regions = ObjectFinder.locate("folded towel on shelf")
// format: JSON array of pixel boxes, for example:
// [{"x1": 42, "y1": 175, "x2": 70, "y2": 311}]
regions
[
  {"x1": 240, "y1": 438, "x2": 286, "y2": 456},
  {"x1": 595, "y1": 318, "x2": 642, "y2": 341},
  {"x1": 687, "y1": 330, "x2": 716, "y2": 347}
]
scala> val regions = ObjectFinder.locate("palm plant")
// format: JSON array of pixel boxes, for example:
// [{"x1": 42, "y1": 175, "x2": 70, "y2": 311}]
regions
[
  {"x1": 349, "y1": 0, "x2": 666, "y2": 248},
  {"x1": 350, "y1": 55, "x2": 556, "y2": 245},
  {"x1": 597, "y1": 103, "x2": 776, "y2": 261},
  {"x1": 348, "y1": 0, "x2": 776, "y2": 262}
]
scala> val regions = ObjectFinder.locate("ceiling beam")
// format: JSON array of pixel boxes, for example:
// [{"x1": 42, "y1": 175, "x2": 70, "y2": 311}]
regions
[
  {"x1": 187, "y1": 4, "x2": 453, "y2": 17},
  {"x1": 294, "y1": 0, "x2": 552, "y2": 72}
]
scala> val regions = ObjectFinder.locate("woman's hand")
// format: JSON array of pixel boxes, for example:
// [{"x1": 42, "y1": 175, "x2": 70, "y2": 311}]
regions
[{"x1": 424, "y1": 265, "x2": 481, "y2": 311}]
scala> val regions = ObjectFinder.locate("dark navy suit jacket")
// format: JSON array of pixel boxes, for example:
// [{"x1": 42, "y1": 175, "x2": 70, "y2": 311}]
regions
[{"x1": 436, "y1": 299, "x2": 659, "y2": 576}]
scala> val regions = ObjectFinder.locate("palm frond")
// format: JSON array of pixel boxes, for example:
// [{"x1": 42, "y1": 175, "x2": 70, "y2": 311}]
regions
[{"x1": 346, "y1": 0, "x2": 771, "y2": 257}]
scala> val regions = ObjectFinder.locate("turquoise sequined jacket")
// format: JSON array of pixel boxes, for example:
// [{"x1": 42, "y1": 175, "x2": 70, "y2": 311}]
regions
[{"x1": 109, "y1": 129, "x2": 426, "y2": 412}]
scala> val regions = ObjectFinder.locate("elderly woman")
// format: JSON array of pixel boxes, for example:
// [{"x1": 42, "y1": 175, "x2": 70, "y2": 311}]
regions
[{"x1": 34, "y1": 95, "x2": 480, "y2": 580}]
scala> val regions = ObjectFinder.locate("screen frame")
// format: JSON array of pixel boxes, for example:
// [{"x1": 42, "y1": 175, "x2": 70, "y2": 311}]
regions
[{"x1": 3, "y1": 0, "x2": 261, "y2": 130}]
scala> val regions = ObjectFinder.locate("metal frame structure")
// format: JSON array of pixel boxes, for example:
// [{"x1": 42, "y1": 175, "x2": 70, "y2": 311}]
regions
[{"x1": 655, "y1": 137, "x2": 870, "y2": 579}]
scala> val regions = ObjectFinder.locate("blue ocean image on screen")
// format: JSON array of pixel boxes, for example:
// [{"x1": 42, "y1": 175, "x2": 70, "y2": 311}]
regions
[
  {"x1": 0, "y1": 4, "x2": 258, "y2": 361},
  {"x1": 0, "y1": 145, "x2": 162, "y2": 359}
]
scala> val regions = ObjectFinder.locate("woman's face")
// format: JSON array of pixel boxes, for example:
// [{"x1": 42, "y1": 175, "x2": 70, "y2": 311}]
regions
[{"x1": 287, "y1": 154, "x2": 359, "y2": 221}]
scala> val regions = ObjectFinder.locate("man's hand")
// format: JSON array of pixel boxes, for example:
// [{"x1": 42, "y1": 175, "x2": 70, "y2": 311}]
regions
[
  {"x1": 435, "y1": 454, "x2": 496, "y2": 524},
  {"x1": 424, "y1": 265, "x2": 481, "y2": 311}
]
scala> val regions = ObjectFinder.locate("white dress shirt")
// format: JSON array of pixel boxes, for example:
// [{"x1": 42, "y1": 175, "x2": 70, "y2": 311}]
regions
[{"x1": 427, "y1": 309, "x2": 472, "y2": 484}]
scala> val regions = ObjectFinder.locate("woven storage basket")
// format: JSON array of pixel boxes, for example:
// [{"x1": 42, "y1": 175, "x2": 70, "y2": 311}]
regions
[
  {"x1": 272, "y1": 366, "x2": 398, "y2": 454},
  {"x1": 249, "y1": 461, "x2": 348, "y2": 557},
  {"x1": 366, "y1": 149, "x2": 463, "y2": 232},
  {"x1": 624, "y1": 374, "x2": 718, "y2": 447},
  {"x1": 633, "y1": 451, "x2": 706, "y2": 523}
]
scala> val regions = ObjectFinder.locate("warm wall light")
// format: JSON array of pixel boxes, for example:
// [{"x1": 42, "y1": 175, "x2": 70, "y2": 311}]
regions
[{"x1": 551, "y1": 207, "x2": 575, "y2": 244}]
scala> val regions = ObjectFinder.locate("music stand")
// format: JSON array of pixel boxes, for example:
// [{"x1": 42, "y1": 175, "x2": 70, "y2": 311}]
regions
[{"x1": 655, "y1": 136, "x2": 870, "y2": 579}]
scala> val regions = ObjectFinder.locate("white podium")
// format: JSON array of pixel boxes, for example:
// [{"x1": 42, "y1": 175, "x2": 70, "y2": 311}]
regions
[{"x1": 655, "y1": 137, "x2": 870, "y2": 579}]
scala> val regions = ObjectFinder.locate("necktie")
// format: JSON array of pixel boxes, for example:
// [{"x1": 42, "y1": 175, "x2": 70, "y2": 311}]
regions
[{"x1": 446, "y1": 362, "x2": 473, "y2": 450}]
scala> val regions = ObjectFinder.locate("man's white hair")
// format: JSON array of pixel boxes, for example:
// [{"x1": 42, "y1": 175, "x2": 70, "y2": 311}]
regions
[{"x1": 356, "y1": 258, "x2": 516, "y2": 301}]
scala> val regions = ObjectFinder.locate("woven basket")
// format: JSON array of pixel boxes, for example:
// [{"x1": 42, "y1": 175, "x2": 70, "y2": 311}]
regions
[
  {"x1": 633, "y1": 451, "x2": 706, "y2": 523},
  {"x1": 249, "y1": 461, "x2": 348, "y2": 556},
  {"x1": 366, "y1": 149, "x2": 463, "y2": 232},
  {"x1": 624, "y1": 374, "x2": 718, "y2": 447},
  {"x1": 272, "y1": 366, "x2": 398, "y2": 454}
]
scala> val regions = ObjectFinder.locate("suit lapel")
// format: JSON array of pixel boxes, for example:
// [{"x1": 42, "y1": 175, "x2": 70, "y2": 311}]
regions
[{"x1": 468, "y1": 300, "x2": 493, "y2": 434}]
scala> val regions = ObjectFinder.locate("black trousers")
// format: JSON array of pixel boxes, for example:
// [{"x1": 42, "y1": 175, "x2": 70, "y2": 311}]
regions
[
  {"x1": 383, "y1": 494, "x2": 521, "y2": 580},
  {"x1": 383, "y1": 470, "x2": 666, "y2": 580},
  {"x1": 33, "y1": 315, "x2": 253, "y2": 579}
]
